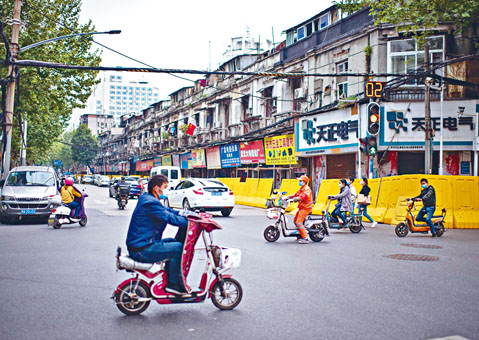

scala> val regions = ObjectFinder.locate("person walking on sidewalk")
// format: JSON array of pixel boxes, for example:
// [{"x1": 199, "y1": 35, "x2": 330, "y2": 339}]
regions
[
  {"x1": 412, "y1": 178, "x2": 437, "y2": 237},
  {"x1": 348, "y1": 175, "x2": 357, "y2": 212},
  {"x1": 357, "y1": 177, "x2": 377, "y2": 228}
]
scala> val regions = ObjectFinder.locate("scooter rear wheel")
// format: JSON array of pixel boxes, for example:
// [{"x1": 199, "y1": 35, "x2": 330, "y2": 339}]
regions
[
  {"x1": 53, "y1": 217, "x2": 62, "y2": 229},
  {"x1": 264, "y1": 225, "x2": 280, "y2": 242},
  {"x1": 115, "y1": 280, "x2": 151, "y2": 316},
  {"x1": 349, "y1": 217, "x2": 362, "y2": 233},
  {"x1": 308, "y1": 224, "x2": 326, "y2": 242},
  {"x1": 211, "y1": 277, "x2": 243, "y2": 310},
  {"x1": 395, "y1": 222, "x2": 409, "y2": 237}
]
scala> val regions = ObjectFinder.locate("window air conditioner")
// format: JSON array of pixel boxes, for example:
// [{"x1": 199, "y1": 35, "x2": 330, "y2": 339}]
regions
[{"x1": 294, "y1": 88, "x2": 305, "y2": 99}]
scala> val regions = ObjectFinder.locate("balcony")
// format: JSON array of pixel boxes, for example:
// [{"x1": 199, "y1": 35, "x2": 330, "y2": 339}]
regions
[{"x1": 279, "y1": 7, "x2": 374, "y2": 64}]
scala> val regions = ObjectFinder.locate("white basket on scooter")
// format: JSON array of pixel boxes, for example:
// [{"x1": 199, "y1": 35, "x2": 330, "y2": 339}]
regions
[{"x1": 212, "y1": 247, "x2": 241, "y2": 270}]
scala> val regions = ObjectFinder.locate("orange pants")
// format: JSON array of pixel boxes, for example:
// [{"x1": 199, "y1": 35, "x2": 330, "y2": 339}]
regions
[{"x1": 294, "y1": 208, "x2": 312, "y2": 239}]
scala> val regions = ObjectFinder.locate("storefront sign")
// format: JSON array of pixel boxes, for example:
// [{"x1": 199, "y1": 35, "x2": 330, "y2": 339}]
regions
[
  {"x1": 382, "y1": 101, "x2": 477, "y2": 151},
  {"x1": 180, "y1": 152, "x2": 192, "y2": 169},
  {"x1": 206, "y1": 146, "x2": 221, "y2": 169},
  {"x1": 264, "y1": 134, "x2": 298, "y2": 165},
  {"x1": 162, "y1": 155, "x2": 172, "y2": 166},
  {"x1": 191, "y1": 149, "x2": 206, "y2": 168},
  {"x1": 240, "y1": 140, "x2": 265, "y2": 164},
  {"x1": 220, "y1": 143, "x2": 240, "y2": 168},
  {"x1": 172, "y1": 154, "x2": 180, "y2": 167},
  {"x1": 460, "y1": 161, "x2": 471, "y2": 175},
  {"x1": 146, "y1": 159, "x2": 154, "y2": 170},
  {"x1": 154, "y1": 157, "x2": 162, "y2": 166}
]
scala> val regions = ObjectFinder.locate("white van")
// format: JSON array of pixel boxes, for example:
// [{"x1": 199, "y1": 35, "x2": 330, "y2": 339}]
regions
[{"x1": 150, "y1": 166, "x2": 182, "y2": 191}]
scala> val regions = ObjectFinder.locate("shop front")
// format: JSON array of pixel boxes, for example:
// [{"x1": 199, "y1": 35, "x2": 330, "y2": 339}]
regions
[
  {"x1": 219, "y1": 143, "x2": 241, "y2": 178},
  {"x1": 295, "y1": 107, "x2": 360, "y2": 191},
  {"x1": 263, "y1": 134, "x2": 302, "y2": 188},
  {"x1": 237, "y1": 140, "x2": 266, "y2": 179},
  {"x1": 206, "y1": 146, "x2": 221, "y2": 177},
  {"x1": 379, "y1": 100, "x2": 478, "y2": 176},
  {"x1": 180, "y1": 152, "x2": 193, "y2": 177},
  {"x1": 191, "y1": 148, "x2": 206, "y2": 177}
]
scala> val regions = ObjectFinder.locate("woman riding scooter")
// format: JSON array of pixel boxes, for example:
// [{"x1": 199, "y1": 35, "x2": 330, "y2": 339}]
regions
[
  {"x1": 328, "y1": 179, "x2": 353, "y2": 226},
  {"x1": 60, "y1": 177, "x2": 82, "y2": 222}
]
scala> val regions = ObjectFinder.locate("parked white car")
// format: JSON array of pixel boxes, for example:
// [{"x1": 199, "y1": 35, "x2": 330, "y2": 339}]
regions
[
  {"x1": 165, "y1": 178, "x2": 235, "y2": 216},
  {"x1": 95, "y1": 175, "x2": 111, "y2": 187}
]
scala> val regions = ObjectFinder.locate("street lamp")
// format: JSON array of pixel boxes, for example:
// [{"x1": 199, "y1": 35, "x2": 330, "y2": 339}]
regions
[
  {"x1": 2, "y1": 22, "x2": 121, "y2": 174},
  {"x1": 20, "y1": 30, "x2": 121, "y2": 52}
]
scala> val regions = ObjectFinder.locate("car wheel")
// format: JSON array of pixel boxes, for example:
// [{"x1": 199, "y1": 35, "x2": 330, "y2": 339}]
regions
[
  {"x1": 109, "y1": 189, "x2": 112, "y2": 198},
  {"x1": 183, "y1": 199, "x2": 191, "y2": 211},
  {"x1": 221, "y1": 208, "x2": 232, "y2": 217}
]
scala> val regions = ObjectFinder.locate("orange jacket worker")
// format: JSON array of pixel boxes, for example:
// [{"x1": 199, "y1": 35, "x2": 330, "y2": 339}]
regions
[{"x1": 288, "y1": 175, "x2": 313, "y2": 244}]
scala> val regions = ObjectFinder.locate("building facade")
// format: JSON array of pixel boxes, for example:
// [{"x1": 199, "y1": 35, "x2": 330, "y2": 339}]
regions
[
  {"x1": 95, "y1": 5, "x2": 479, "y2": 196},
  {"x1": 79, "y1": 113, "x2": 115, "y2": 136}
]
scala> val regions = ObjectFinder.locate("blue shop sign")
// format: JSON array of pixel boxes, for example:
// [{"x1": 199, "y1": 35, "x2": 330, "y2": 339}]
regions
[
  {"x1": 220, "y1": 143, "x2": 241, "y2": 168},
  {"x1": 180, "y1": 152, "x2": 192, "y2": 169}
]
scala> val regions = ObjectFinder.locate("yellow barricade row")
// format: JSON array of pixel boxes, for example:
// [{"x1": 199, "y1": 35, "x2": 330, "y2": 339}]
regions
[
  {"x1": 241, "y1": 178, "x2": 260, "y2": 206},
  {"x1": 253, "y1": 179, "x2": 274, "y2": 208},
  {"x1": 452, "y1": 176, "x2": 479, "y2": 229}
]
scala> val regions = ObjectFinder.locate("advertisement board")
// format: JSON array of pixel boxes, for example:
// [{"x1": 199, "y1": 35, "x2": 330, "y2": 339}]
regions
[
  {"x1": 206, "y1": 146, "x2": 221, "y2": 169},
  {"x1": 191, "y1": 149, "x2": 206, "y2": 168},
  {"x1": 180, "y1": 152, "x2": 192, "y2": 169},
  {"x1": 239, "y1": 140, "x2": 265, "y2": 164},
  {"x1": 162, "y1": 155, "x2": 172, "y2": 166},
  {"x1": 264, "y1": 134, "x2": 297, "y2": 165},
  {"x1": 172, "y1": 154, "x2": 180, "y2": 167},
  {"x1": 220, "y1": 143, "x2": 241, "y2": 168}
]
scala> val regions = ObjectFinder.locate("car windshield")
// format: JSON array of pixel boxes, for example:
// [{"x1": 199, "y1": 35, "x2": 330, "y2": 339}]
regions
[
  {"x1": 6, "y1": 171, "x2": 55, "y2": 186},
  {"x1": 101, "y1": 176, "x2": 109, "y2": 180}
]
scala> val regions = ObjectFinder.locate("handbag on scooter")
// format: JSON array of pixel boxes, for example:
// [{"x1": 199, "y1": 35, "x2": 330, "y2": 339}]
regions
[{"x1": 357, "y1": 194, "x2": 371, "y2": 205}]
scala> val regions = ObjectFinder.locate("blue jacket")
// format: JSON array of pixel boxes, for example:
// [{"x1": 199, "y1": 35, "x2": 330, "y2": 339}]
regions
[{"x1": 126, "y1": 193, "x2": 188, "y2": 248}]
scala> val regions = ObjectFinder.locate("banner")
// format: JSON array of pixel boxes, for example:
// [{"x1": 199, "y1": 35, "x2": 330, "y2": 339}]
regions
[
  {"x1": 162, "y1": 155, "x2": 172, "y2": 166},
  {"x1": 264, "y1": 134, "x2": 297, "y2": 165},
  {"x1": 172, "y1": 154, "x2": 180, "y2": 167},
  {"x1": 191, "y1": 149, "x2": 206, "y2": 168},
  {"x1": 239, "y1": 140, "x2": 265, "y2": 164},
  {"x1": 206, "y1": 146, "x2": 221, "y2": 169},
  {"x1": 180, "y1": 152, "x2": 192, "y2": 169},
  {"x1": 154, "y1": 157, "x2": 162, "y2": 166},
  {"x1": 220, "y1": 143, "x2": 241, "y2": 168}
]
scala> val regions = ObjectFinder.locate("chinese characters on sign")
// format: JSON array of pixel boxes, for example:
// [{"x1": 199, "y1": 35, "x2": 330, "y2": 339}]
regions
[
  {"x1": 302, "y1": 119, "x2": 358, "y2": 145},
  {"x1": 220, "y1": 143, "x2": 241, "y2": 168},
  {"x1": 239, "y1": 140, "x2": 265, "y2": 164},
  {"x1": 180, "y1": 152, "x2": 192, "y2": 169},
  {"x1": 387, "y1": 111, "x2": 475, "y2": 132},
  {"x1": 264, "y1": 134, "x2": 298, "y2": 165},
  {"x1": 206, "y1": 146, "x2": 221, "y2": 169},
  {"x1": 191, "y1": 149, "x2": 206, "y2": 168}
]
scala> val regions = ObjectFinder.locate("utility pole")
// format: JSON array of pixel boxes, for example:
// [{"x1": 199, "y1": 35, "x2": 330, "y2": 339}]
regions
[
  {"x1": 424, "y1": 43, "x2": 433, "y2": 175},
  {"x1": 3, "y1": 0, "x2": 22, "y2": 178}
]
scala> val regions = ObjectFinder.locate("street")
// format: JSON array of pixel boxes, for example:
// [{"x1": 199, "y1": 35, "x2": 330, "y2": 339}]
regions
[{"x1": 0, "y1": 184, "x2": 478, "y2": 340}]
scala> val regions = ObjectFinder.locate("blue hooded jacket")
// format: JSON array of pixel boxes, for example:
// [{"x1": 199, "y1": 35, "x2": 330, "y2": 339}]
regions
[{"x1": 126, "y1": 193, "x2": 188, "y2": 249}]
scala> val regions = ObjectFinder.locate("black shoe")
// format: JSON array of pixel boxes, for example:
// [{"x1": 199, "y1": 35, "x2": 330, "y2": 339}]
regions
[
  {"x1": 164, "y1": 284, "x2": 187, "y2": 295},
  {"x1": 431, "y1": 233, "x2": 437, "y2": 237}
]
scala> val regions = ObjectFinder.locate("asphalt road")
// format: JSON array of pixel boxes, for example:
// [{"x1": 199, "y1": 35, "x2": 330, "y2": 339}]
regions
[{"x1": 0, "y1": 184, "x2": 478, "y2": 340}]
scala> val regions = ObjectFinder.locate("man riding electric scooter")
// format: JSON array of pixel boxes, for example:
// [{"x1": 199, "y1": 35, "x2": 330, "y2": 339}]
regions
[
  {"x1": 412, "y1": 178, "x2": 437, "y2": 237},
  {"x1": 126, "y1": 175, "x2": 196, "y2": 294},
  {"x1": 286, "y1": 175, "x2": 313, "y2": 244}
]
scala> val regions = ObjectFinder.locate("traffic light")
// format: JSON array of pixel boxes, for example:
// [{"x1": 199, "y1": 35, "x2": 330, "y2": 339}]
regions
[
  {"x1": 368, "y1": 136, "x2": 377, "y2": 156},
  {"x1": 367, "y1": 102, "x2": 380, "y2": 136},
  {"x1": 359, "y1": 137, "x2": 368, "y2": 154}
]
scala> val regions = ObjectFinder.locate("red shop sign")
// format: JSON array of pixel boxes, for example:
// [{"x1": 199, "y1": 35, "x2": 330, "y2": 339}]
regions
[{"x1": 239, "y1": 140, "x2": 265, "y2": 164}]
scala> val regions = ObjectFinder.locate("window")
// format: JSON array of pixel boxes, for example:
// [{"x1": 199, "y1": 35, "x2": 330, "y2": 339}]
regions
[
  {"x1": 388, "y1": 36, "x2": 444, "y2": 85},
  {"x1": 336, "y1": 61, "x2": 348, "y2": 73},
  {"x1": 171, "y1": 170, "x2": 179, "y2": 180},
  {"x1": 320, "y1": 13, "x2": 329, "y2": 29},
  {"x1": 338, "y1": 82, "x2": 348, "y2": 99},
  {"x1": 297, "y1": 27, "x2": 305, "y2": 40}
]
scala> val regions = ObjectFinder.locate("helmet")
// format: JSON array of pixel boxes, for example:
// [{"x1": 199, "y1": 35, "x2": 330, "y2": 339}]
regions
[{"x1": 65, "y1": 177, "x2": 74, "y2": 186}]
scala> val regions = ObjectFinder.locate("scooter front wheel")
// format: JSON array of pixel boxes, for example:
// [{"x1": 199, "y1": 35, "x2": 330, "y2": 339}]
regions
[
  {"x1": 211, "y1": 277, "x2": 243, "y2": 310},
  {"x1": 115, "y1": 280, "x2": 151, "y2": 316},
  {"x1": 79, "y1": 215, "x2": 87, "y2": 227},
  {"x1": 435, "y1": 222, "x2": 445, "y2": 237},
  {"x1": 395, "y1": 222, "x2": 409, "y2": 237},
  {"x1": 264, "y1": 225, "x2": 280, "y2": 242}
]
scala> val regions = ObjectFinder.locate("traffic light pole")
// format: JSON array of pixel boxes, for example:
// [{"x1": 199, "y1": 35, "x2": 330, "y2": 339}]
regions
[
  {"x1": 357, "y1": 102, "x2": 362, "y2": 179},
  {"x1": 424, "y1": 44, "x2": 433, "y2": 175},
  {"x1": 2, "y1": 0, "x2": 22, "y2": 178}
]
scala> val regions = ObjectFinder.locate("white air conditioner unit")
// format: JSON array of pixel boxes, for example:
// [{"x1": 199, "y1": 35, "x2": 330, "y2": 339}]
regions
[
  {"x1": 294, "y1": 88, "x2": 305, "y2": 99},
  {"x1": 246, "y1": 107, "x2": 253, "y2": 116}
]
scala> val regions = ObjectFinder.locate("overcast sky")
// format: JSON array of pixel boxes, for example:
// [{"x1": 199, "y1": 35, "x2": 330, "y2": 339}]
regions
[{"x1": 80, "y1": 0, "x2": 334, "y2": 98}]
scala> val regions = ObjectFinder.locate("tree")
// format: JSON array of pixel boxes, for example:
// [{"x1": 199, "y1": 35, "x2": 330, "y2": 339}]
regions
[
  {"x1": 38, "y1": 130, "x2": 74, "y2": 169},
  {"x1": 0, "y1": 0, "x2": 101, "y2": 165},
  {"x1": 71, "y1": 124, "x2": 98, "y2": 167},
  {"x1": 335, "y1": 0, "x2": 479, "y2": 52}
]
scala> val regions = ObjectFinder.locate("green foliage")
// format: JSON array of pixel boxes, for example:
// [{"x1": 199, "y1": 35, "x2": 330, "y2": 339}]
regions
[
  {"x1": 37, "y1": 130, "x2": 74, "y2": 168},
  {"x1": 335, "y1": 0, "x2": 479, "y2": 48},
  {"x1": 0, "y1": 0, "x2": 101, "y2": 164},
  {"x1": 71, "y1": 124, "x2": 98, "y2": 166},
  {"x1": 179, "y1": 123, "x2": 189, "y2": 135}
]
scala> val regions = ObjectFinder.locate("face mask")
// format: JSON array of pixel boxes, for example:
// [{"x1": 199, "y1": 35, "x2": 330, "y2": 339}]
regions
[
  {"x1": 159, "y1": 194, "x2": 168, "y2": 200},
  {"x1": 339, "y1": 183, "x2": 342, "y2": 188},
  {"x1": 298, "y1": 181, "x2": 304, "y2": 187},
  {"x1": 421, "y1": 184, "x2": 427, "y2": 189},
  {"x1": 360, "y1": 180, "x2": 365, "y2": 186}
]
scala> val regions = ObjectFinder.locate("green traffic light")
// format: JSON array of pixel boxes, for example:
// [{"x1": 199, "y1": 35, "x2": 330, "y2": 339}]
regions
[{"x1": 369, "y1": 145, "x2": 377, "y2": 156}]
